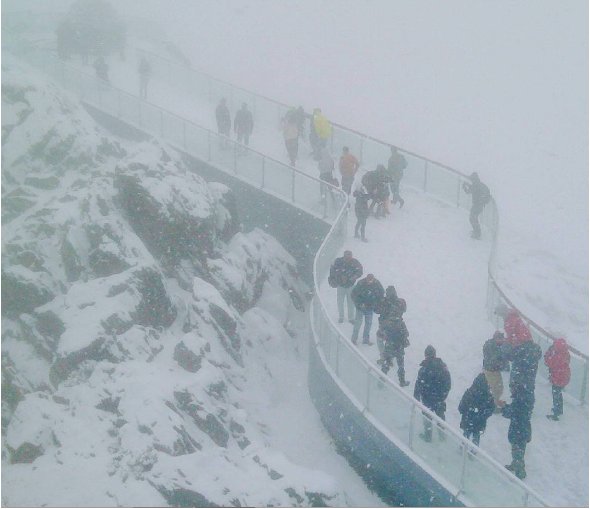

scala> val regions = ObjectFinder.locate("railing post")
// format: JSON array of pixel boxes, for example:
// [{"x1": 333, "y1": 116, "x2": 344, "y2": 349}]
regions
[
  {"x1": 423, "y1": 160, "x2": 428, "y2": 191},
  {"x1": 409, "y1": 405, "x2": 416, "y2": 450},
  {"x1": 261, "y1": 157, "x2": 266, "y2": 189},
  {"x1": 458, "y1": 442, "x2": 467, "y2": 497},
  {"x1": 359, "y1": 136, "x2": 364, "y2": 165}
]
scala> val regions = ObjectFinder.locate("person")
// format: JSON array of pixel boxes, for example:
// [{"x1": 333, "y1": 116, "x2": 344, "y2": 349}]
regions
[
  {"x1": 138, "y1": 56, "x2": 152, "y2": 99},
  {"x1": 482, "y1": 331, "x2": 511, "y2": 410},
  {"x1": 458, "y1": 373, "x2": 495, "y2": 446},
  {"x1": 234, "y1": 102, "x2": 254, "y2": 148},
  {"x1": 375, "y1": 285, "x2": 407, "y2": 324},
  {"x1": 290, "y1": 106, "x2": 306, "y2": 138},
  {"x1": 339, "y1": 146, "x2": 360, "y2": 196},
  {"x1": 351, "y1": 273, "x2": 384, "y2": 345},
  {"x1": 377, "y1": 316, "x2": 410, "y2": 386},
  {"x1": 328, "y1": 250, "x2": 363, "y2": 324},
  {"x1": 386, "y1": 146, "x2": 407, "y2": 208},
  {"x1": 93, "y1": 56, "x2": 109, "y2": 83},
  {"x1": 414, "y1": 345, "x2": 451, "y2": 442},
  {"x1": 352, "y1": 182, "x2": 370, "y2": 242},
  {"x1": 363, "y1": 165, "x2": 391, "y2": 217},
  {"x1": 282, "y1": 113, "x2": 299, "y2": 166},
  {"x1": 310, "y1": 108, "x2": 332, "y2": 160},
  {"x1": 462, "y1": 172, "x2": 491, "y2": 239},
  {"x1": 318, "y1": 148, "x2": 338, "y2": 208},
  {"x1": 216, "y1": 98, "x2": 231, "y2": 137},
  {"x1": 544, "y1": 337, "x2": 571, "y2": 421},
  {"x1": 501, "y1": 382, "x2": 534, "y2": 480},
  {"x1": 495, "y1": 305, "x2": 542, "y2": 396}
]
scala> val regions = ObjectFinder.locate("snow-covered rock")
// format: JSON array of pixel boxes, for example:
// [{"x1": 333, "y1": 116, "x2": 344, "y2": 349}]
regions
[{"x1": 1, "y1": 55, "x2": 347, "y2": 507}]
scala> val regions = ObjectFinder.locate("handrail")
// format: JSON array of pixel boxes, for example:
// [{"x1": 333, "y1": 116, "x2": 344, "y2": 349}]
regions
[
  {"x1": 4, "y1": 41, "x2": 558, "y2": 508},
  {"x1": 130, "y1": 44, "x2": 588, "y2": 405}
]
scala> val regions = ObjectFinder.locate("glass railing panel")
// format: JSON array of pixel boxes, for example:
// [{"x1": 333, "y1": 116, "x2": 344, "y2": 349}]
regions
[
  {"x1": 262, "y1": 158, "x2": 295, "y2": 203},
  {"x1": 187, "y1": 70, "x2": 210, "y2": 104},
  {"x1": 331, "y1": 126, "x2": 364, "y2": 164},
  {"x1": 462, "y1": 448, "x2": 526, "y2": 506},
  {"x1": 337, "y1": 341, "x2": 370, "y2": 406},
  {"x1": 366, "y1": 374, "x2": 413, "y2": 448},
  {"x1": 208, "y1": 78, "x2": 235, "y2": 111},
  {"x1": 118, "y1": 92, "x2": 141, "y2": 127},
  {"x1": 409, "y1": 412, "x2": 465, "y2": 490},
  {"x1": 209, "y1": 137, "x2": 239, "y2": 174},
  {"x1": 253, "y1": 97, "x2": 282, "y2": 131},
  {"x1": 235, "y1": 147, "x2": 264, "y2": 186},
  {"x1": 360, "y1": 137, "x2": 391, "y2": 173},
  {"x1": 401, "y1": 152, "x2": 428, "y2": 191},
  {"x1": 96, "y1": 85, "x2": 120, "y2": 119},
  {"x1": 425, "y1": 162, "x2": 460, "y2": 205},
  {"x1": 138, "y1": 101, "x2": 163, "y2": 137},
  {"x1": 292, "y1": 169, "x2": 324, "y2": 217},
  {"x1": 184, "y1": 123, "x2": 210, "y2": 161},
  {"x1": 162, "y1": 111, "x2": 185, "y2": 149}
]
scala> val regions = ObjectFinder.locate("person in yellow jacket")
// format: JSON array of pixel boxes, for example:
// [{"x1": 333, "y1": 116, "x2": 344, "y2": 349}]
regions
[{"x1": 310, "y1": 108, "x2": 332, "y2": 160}]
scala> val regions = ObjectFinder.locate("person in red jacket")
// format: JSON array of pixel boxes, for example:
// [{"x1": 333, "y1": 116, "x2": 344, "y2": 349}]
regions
[
  {"x1": 496, "y1": 304, "x2": 532, "y2": 346},
  {"x1": 544, "y1": 337, "x2": 571, "y2": 421}
]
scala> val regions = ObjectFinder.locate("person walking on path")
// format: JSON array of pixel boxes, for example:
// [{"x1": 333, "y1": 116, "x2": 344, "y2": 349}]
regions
[
  {"x1": 351, "y1": 274, "x2": 384, "y2": 345},
  {"x1": 234, "y1": 102, "x2": 254, "y2": 149},
  {"x1": 310, "y1": 108, "x2": 332, "y2": 160},
  {"x1": 482, "y1": 331, "x2": 511, "y2": 410},
  {"x1": 377, "y1": 316, "x2": 410, "y2": 386},
  {"x1": 544, "y1": 337, "x2": 571, "y2": 421},
  {"x1": 500, "y1": 382, "x2": 534, "y2": 480},
  {"x1": 93, "y1": 56, "x2": 109, "y2": 83},
  {"x1": 414, "y1": 345, "x2": 452, "y2": 442},
  {"x1": 282, "y1": 113, "x2": 299, "y2": 166},
  {"x1": 328, "y1": 250, "x2": 363, "y2": 324},
  {"x1": 386, "y1": 146, "x2": 407, "y2": 208},
  {"x1": 375, "y1": 285, "x2": 407, "y2": 325},
  {"x1": 339, "y1": 146, "x2": 360, "y2": 196},
  {"x1": 353, "y1": 182, "x2": 371, "y2": 242},
  {"x1": 462, "y1": 172, "x2": 491, "y2": 239},
  {"x1": 216, "y1": 98, "x2": 231, "y2": 135},
  {"x1": 458, "y1": 373, "x2": 495, "y2": 446},
  {"x1": 138, "y1": 56, "x2": 152, "y2": 100}
]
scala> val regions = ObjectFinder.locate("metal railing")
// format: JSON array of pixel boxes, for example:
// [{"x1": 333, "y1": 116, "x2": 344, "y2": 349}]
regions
[
  {"x1": 11, "y1": 47, "x2": 551, "y2": 507},
  {"x1": 127, "y1": 45, "x2": 588, "y2": 406}
]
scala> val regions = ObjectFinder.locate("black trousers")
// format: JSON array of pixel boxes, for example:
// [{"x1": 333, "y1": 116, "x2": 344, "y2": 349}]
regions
[
  {"x1": 470, "y1": 203, "x2": 484, "y2": 237},
  {"x1": 552, "y1": 384, "x2": 564, "y2": 416},
  {"x1": 354, "y1": 214, "x2": 367, "y2": 240}
]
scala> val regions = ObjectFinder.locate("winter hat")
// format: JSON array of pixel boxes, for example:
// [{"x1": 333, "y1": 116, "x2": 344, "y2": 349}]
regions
[
  {"x1": 385, "y1": 285, "x2": 397, "y2": 298},
  {"x1": 493, "y1": 330, "x2": 505, "y2": 341},
  {"x1": 470, "y1": 172, "x2": 480, "y2": 181},
  {"x1": 424, "y1": 345, "x2": 436, "y2": 359}
]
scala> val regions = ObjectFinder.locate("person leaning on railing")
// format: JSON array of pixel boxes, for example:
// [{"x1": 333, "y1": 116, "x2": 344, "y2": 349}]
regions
[{"x1": 462, "y1": 172, "x2": 491, "y2": 239}]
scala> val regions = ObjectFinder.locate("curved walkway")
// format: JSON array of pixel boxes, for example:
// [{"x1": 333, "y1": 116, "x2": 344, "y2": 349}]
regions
[{"x1": 9, "y1": 41, "x2": 587, "y2": 506}]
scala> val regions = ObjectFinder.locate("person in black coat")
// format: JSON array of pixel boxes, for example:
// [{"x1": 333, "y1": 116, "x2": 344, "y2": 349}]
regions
[
  {"x1": 377, "y1": 316, "x2": 410, "y2": 386},
  {"x1": 386, "y1": 146, "x2": 407, "y2": 208},
  {"x1": 500, "y1": 382, "x2": 534, "y2": 480},
  {"x1": 328, "y1": 250, "x2": 363, "y2": 324},
  {"x1": 375, "y1": 285, "x2": 406, "y2": 325},
  {"x1": 351, "y1": 274, "x2": 384, "y2": 345},
  {"x1": 234, "y1": 102, "x2": 254, "y2": 147},
  {"x1": 458, "y1": 373, "x2": 495, "y2": 446},
  {"x1": 414, "y1": 345, "x2": 452, "y2": 442},
  {"x1": 215, "y1": 98, "x2": 231, "y2": 137},
  {"x1": 508, "y1": 339, "x2": 542, "y2": 398},
  {"x1": 353, "y1": 184, "x2": 371, "y2": 242},
  {"x1": 462, "y1": 172, "x2": 490, "y2": 239}
]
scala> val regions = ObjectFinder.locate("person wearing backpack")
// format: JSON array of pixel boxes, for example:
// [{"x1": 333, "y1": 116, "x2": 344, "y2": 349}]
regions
[
  {"x1": 377, "y1": 316, "x2": 410, "y2": 387},
  {"x1": 351, "y1": 273, "x2": 384, "y2": 345},
  {"x1": 462, "y1": 172, "x2": 491, "y2": 239},
  {"x1": 328, "y1": 250, "x2": 363, "y2": 324},
  {"x1": 414, "y1": 345, "x2": 452, "y2": 442},
  {"x1": 458, "y1": 373, "x2": 495, "y2": 446}
]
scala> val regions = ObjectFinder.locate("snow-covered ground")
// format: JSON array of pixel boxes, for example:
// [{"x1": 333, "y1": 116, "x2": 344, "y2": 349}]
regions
[{"x1": 2, "y1": 1, "x2": 588, "y2": 506}]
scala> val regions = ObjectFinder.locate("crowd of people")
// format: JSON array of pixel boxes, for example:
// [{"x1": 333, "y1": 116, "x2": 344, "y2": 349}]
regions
[{"x1": 329, "y1": 250, "x2": 572, "y2": 480}]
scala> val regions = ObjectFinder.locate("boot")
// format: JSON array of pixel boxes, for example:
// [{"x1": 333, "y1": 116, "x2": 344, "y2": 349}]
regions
[
  {"x1": 399, "y1": 379, "x2": 410, "y2": 387},
  {"x1": 546, "y1": 414, "x2": 559, "y2": 421}
]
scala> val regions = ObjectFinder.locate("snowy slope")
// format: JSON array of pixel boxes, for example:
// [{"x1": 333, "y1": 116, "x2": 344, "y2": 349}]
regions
[{"x1": 1, "y1": 55, "x2": 384, "y2": 507}]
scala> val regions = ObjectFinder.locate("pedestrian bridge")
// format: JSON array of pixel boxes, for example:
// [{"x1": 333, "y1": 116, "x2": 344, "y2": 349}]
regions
[{"x1": 10, "y1": 39, "x2": 589, "y2": 506}]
